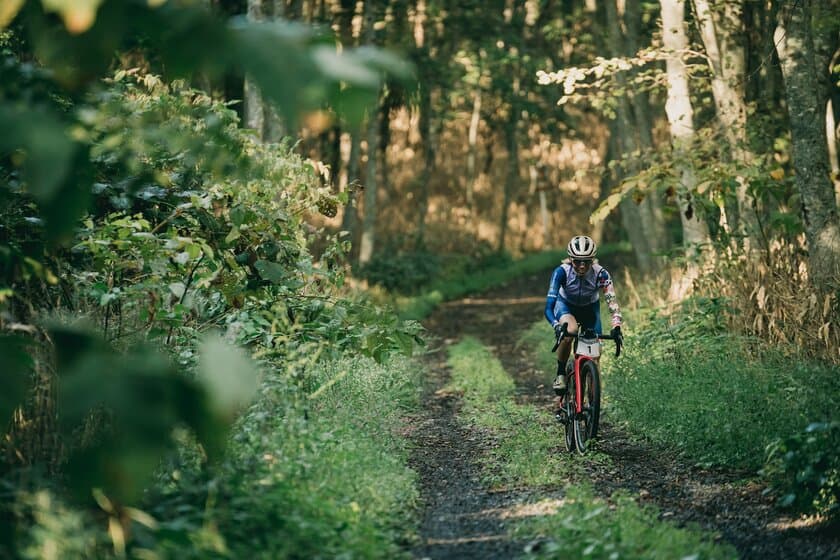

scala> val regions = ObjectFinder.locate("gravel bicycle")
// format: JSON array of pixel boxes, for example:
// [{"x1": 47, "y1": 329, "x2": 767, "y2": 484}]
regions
[{"x1": 551, "y1": 325, "x2": 622, "y2": 454}]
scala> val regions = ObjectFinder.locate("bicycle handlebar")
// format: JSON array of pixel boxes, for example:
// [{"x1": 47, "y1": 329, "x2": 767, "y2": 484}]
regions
[{"x1": 551, "y1": 328, "x2": 623, "y2": 357}]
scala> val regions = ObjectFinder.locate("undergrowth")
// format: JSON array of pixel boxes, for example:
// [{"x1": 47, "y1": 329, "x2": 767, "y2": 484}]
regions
[
  {"x1": 394, "y1": 251, "x2": 565, "y2": 320},
  {"x1": 12, "y1": 353, "x2": 421, "y2": 558}
]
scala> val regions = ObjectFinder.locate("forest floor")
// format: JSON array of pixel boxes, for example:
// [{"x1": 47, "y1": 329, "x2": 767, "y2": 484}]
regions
[{"x1": 407, "y1": 270, "x2": 840, "y2": 560}]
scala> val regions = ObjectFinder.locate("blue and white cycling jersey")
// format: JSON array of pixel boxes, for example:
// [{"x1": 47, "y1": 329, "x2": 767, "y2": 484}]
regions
[{"x1": 544, "y1": 262, "x2": 622, "y2": 328}]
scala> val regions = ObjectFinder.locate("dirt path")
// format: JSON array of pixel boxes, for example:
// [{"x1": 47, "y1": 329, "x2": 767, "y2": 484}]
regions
[{"x1": 408, "y1": 270, "x2": 840, "y2": 560}]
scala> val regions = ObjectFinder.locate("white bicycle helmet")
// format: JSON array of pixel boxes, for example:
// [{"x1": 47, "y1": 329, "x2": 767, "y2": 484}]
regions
[{"x1": 567, "y1": 235, "x2": 597, "y2": 259}]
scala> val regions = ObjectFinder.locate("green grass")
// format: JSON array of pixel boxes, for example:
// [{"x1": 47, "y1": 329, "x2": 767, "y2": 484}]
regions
[
  {"x1": 220, "y1": 354, "x2": 422, "y2": 558},
  {"x1": 9, "y1": 353, "x2": 423, "y2": 559},
  {"x1": 446, "y1": 336, "x2": 736, "y2": 559},
  {"x1": 445, "y1": 336, "x2": 580, "y2": 486},
  {"x1": 609, "y1": 307, "x2": 840, "y2": 471},
  {"x1": 517, "y1": 485, "x2": 735, "y2": 560}
]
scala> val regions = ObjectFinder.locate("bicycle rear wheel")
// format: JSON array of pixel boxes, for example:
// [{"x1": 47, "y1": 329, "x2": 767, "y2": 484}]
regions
[
  {"x1": 573, "y1": 360, "x2": 601, "y2": 453},
  {"x1": 563, "y1": 376, "x2": 575, "y2": 453}
]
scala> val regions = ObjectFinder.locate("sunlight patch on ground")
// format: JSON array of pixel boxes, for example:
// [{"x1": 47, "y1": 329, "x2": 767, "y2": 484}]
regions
[
  {"x1": 456, "y1": 498, "x2": 567, "y2": 522},
  {"x1": 425, "y1": 534, "x2": 508, "y2": 545},
  {"x1": 767, "y1": 515, "x2": 827, "y2": 531}
]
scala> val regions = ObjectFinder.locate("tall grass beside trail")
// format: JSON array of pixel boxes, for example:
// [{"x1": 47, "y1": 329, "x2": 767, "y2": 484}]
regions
[
  {"x1": 446, "y1": 337, "x2": 735, "y2": 559},
  {"x1": 694, "y1": 243, "x2": 840, "y2": 364},
  {"x1": 213, "y1": 354, "x2": 422, "y2": 559},
  {"x1": 607, "y1": 300, "x2": 839, "y2": 472},
  {"x1": 13, "y1": 354, "x2": 422, "y2": 559}
]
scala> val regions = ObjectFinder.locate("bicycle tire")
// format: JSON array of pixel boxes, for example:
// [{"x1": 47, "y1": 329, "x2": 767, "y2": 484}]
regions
[
  {"x1": 563, "y1": 376, "x2": 575, "y2": 453},
  {"x1": 573, "y1": 360, "x2": 601, "y2": 453}
]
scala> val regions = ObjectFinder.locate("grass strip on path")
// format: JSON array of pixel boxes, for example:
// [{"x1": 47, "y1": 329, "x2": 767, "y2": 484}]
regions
[{"x1": 445, "y1": 336, "x2": 737, "y2": 560}]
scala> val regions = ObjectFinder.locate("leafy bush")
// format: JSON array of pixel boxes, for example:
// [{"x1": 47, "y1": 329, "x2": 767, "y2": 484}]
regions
[
  {"x1": 763, "y1": 421, "x2": 840, "y2": 520},
  {"x1": 360, "y1": 250, "x2": 441, "y2": 293}
]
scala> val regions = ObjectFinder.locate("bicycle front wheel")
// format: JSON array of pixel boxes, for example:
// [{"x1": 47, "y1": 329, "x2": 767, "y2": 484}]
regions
[{"x1": 573, "y1": 360, "x2": 601, "y2": 453}]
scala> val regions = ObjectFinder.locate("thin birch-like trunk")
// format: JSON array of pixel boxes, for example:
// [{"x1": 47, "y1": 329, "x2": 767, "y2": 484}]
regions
[
  {"x1": 358, "y1": 107, "x2": 379, "y2": 265},
  {"x1": 340, "y1": 132, "x2": 361, "y2": 237},
  {"x1": 661, "y1": 0, "x2": 712, "y2": 299},
  {"x1": 244, "y1": 0, "x2": 266, "y2": 139},
  {"x1": 828, "y1": 99, "x2": 840, "y2": 207},
  {"x1": 693, "y1": 0, "x2": 761, "y2": 250},
  {"x1": 498, "y1": 105, "x2": 519, "y2": 253},
  {"x1": 415, "y1": 84, "x2": 434, "y2": 249},
  {"x1": 466, "y1": 91, "x2": 481, "y2": 212},
  {"x1": 357, "y1": 0, "x2": 379, "y2": 265}
]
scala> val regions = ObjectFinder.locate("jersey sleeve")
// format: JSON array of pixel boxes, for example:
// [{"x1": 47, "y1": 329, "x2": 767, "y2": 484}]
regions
[
  {"x1": 544, "y1": 266, "x2": 566, "y2": 325},
  {"x1": 597, "y1": 268, "x2": 622, "y2": 327}
]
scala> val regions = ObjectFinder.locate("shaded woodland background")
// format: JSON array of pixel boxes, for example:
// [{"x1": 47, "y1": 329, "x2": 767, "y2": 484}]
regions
[{"x1": 231, "y1": 0, "x2": 840, "y2": 279}]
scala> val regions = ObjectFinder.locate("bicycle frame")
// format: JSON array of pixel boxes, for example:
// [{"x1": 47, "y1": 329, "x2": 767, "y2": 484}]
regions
[{"x1": 551, "y1": 325, "x2": 620, "y2": 453}]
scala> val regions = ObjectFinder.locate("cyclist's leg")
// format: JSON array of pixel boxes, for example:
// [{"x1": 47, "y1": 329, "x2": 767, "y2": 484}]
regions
[
  {"x1": 552, "y1": 300, "x2": 577, "y2": 399},
  {"x1": 556, "y1": 313, "x2": 578, "y2": 366},
  {"x1": 553, "y1": 298, "x2": 578, "y2": 368}
]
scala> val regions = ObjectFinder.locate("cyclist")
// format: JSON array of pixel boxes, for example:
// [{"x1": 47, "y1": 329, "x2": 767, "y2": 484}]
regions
[{"x1": 544, "y1": 235, "x2": 623, "y2": 398}]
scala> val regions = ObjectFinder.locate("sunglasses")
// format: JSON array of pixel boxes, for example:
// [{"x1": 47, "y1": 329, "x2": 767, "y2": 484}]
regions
[{"x1": 571, "y1": 259, "x2": 593, "y2": 266}]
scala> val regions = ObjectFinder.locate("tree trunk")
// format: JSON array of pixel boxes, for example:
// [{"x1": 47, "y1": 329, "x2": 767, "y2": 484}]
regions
[
  {"x1": 661, "y1": 0, "x2": 712, "y2": 299},
  {"x1": 340, "y1": 132, "x2": 361, "y2": 240},
  {"x1": 358, "y1": 0, "x2": 383, "y2": 267},
  {"x1": 466, "y1": 90, "x2": 481, "y2": 213},
  {"x1": 244, "y1": 0, "x2": 266, "y2": 139},
  {"x1": 626, "y1": 0, "x2": 668, "y2": 260},
  {"x1": 415, "y1": 83, "x2": 435, "y2": 249},
  {"x1": 775, "y1": 0, "x2": 840, "y2": 284},
  {"x1": 605, "y1": 0, "x2": 652, "y2": 268},
  {"x1": 498, "y1": 105, "x2": 519, "y2": 253},
  {"x1": 828, "y1": 99, "x2": 840, "y2": 207},
  {"x1": 358, "y1": 106, "x2": 379, "y2": 265},
  {"x1": 693, "y1": 0, "x2": 761, "y2": 250}
]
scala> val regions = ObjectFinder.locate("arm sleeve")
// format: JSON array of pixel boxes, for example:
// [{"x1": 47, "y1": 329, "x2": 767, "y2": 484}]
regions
[
  {"x1": 544, "y1": 266, "x2": 566, "y2": 325},
  {"x1": 597, "y1": 268, "x2": 623, "y2": 327}
]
